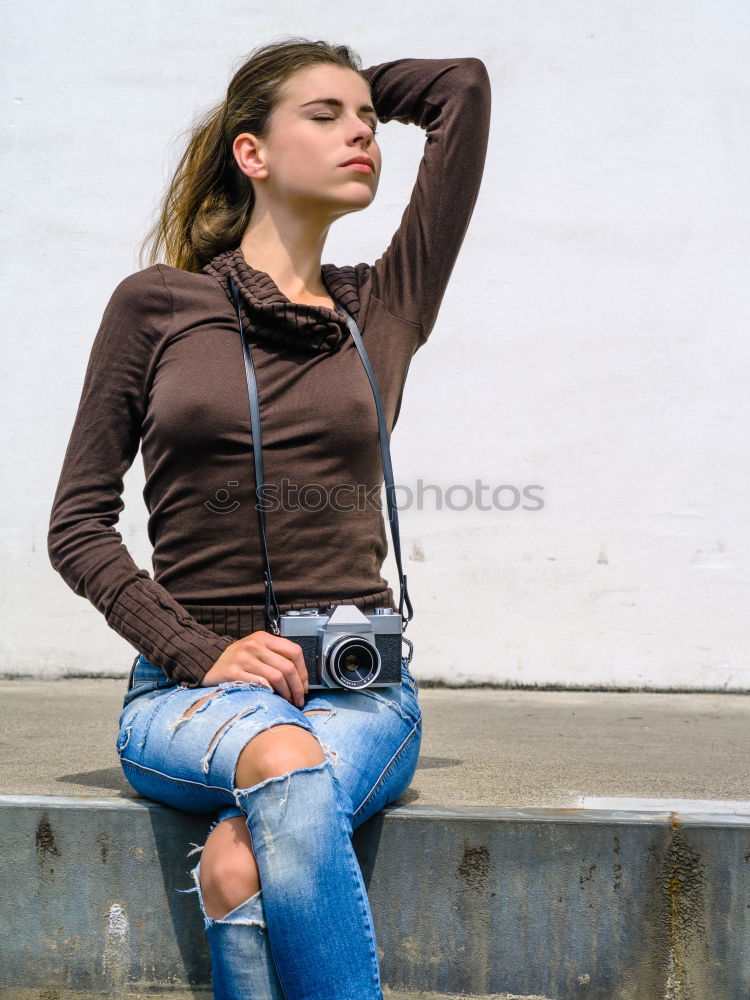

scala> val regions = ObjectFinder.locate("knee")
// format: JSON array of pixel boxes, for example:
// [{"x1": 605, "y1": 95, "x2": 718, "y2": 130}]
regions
[
  {"x1": 199, "y1": 817, "x2": 260, "y2": 920},
  {"x1": 234, "y1": 723, "x2": 325, "y2": 790}
]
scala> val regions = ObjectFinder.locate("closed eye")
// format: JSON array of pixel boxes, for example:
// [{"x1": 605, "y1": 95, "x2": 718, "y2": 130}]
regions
[{"x1": 312, "y1": 116, "x2": 378, "y2": 136}]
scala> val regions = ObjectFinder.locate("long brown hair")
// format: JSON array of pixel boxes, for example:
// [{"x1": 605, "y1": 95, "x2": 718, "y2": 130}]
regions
[{"x1": 138, "y1": 37, "x2": 369, "y2": 273}]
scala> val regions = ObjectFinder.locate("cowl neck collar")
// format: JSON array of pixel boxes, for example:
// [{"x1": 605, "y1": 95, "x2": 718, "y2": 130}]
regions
[{"x1": 203, "y1": 245, "x2": 361, "y2": 354}]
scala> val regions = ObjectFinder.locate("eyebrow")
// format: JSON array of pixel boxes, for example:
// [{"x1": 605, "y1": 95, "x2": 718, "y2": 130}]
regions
[{"x1": 299, "y1": 98, "x2": 377, "y2": 114}]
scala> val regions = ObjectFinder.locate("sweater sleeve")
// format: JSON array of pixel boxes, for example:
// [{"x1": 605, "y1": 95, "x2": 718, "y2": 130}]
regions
[
  {"x1": 47, "y1": 265, "x2": 236, "y2": 687},
  {"x1": 360, "y1": 56, "x2": 491, "y2": 344}
]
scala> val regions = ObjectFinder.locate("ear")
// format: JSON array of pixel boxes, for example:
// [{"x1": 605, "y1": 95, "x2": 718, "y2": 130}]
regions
[{"x1": 232, "y1": 132, "x2": 269, "y2": 180}]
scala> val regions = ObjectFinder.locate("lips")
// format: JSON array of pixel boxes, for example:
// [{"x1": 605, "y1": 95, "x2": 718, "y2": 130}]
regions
[{"x1": 340, "y1": 155, "x2": 375, "y2": 172}]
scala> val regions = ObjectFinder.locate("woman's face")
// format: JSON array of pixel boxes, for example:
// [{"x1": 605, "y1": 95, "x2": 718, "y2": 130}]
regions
[{"x1": 234, "y1": 63, "x2": 381, "y2": 221}]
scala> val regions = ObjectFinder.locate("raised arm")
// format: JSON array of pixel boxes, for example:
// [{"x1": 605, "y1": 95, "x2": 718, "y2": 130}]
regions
[
  {"x1": 361, "y1": 56, "x2": 491, "y2": 343},
  {"x1": 47, "y1": 267, "x2": 235, "y2": 686}
]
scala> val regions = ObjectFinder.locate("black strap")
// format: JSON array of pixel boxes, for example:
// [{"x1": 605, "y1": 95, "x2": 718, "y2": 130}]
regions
[
  {"x1": 228, "y1": 277, "x2": 413, "y2": 634},
  {"x1": 335, "y1": 302, "x2": 414, "y2": 627},
  {"x1": 229, "y1": 279, "x2": 282, "y2": 633}
]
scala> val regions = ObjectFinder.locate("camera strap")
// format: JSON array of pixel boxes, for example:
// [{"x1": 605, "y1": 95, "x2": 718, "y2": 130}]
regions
[{"x1": 229, "y1": 276, "x2": 414, "y2": 637}]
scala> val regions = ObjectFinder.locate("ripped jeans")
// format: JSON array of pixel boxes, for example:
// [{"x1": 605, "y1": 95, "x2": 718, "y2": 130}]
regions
[{"x1": 115, "y1": 653, "x2": 422, "y2": 1000}]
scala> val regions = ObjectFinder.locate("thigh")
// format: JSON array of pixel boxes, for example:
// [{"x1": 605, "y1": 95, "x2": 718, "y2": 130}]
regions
[
  {"x1": 214, "y1": 656, "x2": 423, "y2": 831},
  {"x1": 116, "y1": 667, "x2": 323, "y2": 814},
  {"x1": 337, "y1": 656, "x2": 423, "y2": 827}
]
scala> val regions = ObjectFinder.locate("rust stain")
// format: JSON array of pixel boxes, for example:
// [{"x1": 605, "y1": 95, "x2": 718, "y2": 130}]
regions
[{"x1": 660, "y1": 815, "x2": 707, "y2": 999}]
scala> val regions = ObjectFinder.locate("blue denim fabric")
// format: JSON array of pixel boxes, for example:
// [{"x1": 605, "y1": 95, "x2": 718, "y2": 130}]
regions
[{"x1": 116, "y1": 652, "x2": 422, "y2": 1000}]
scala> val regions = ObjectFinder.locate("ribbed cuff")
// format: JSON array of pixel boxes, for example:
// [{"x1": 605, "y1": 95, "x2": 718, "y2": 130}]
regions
[{"x1": 107, "y1": 575, "x2": 236, "y2": 686}]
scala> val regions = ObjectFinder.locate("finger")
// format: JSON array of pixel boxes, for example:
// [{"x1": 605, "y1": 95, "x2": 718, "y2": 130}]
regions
[
  {"x1": 252, "y1": 647, "x2": 303, "y2": 705},
  {"x1": 264, "y1": 635, "x2": 309, "y2": 695},
  {"x1": 234, "y1": 634, "x2": 304, "y2": 705}
]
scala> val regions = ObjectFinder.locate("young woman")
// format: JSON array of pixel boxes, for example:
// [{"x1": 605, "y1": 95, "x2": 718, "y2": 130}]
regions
[{"x1": 47, "y1": 36, "x2": 490, "y2": 1000}]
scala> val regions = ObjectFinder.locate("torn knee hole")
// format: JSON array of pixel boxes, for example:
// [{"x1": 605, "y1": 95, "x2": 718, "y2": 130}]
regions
[{"x1": 302, "y1": 709, "x2": 330, "y2": 716}]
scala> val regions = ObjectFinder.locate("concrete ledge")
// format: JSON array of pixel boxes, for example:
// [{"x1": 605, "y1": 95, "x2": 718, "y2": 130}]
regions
[
  {"x1": 2, "y1": 680, "x2": 749, "y2": 998},
  {"x1": 2, "y1": 794, "x2": 748, "y2": 999}
]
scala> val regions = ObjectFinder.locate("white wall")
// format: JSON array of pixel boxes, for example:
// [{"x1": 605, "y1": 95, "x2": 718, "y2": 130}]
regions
[{"x1": 5, "y1": 1, "x2": 749, "y2": 688}]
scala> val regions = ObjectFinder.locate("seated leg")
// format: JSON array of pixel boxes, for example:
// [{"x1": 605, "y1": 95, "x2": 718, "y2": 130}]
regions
[
  {"x1": 232, "y1": 744, "x2": 382, "y2": 997},
  {"x1": 200, "y1": 723, "x2": 325, "y2": 919},
  {"x1": 198, "y1": 719, "x2": 382, "y2": 997}
]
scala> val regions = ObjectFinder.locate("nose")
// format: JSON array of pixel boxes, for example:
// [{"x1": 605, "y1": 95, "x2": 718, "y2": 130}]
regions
[{"x1": 347, "y1": 116, "x2": 375, "y2": 144}]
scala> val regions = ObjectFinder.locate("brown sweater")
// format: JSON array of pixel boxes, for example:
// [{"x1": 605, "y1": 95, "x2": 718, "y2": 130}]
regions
[{"x1": 47, "y1": 57, "x2": 491, "y2": 687}]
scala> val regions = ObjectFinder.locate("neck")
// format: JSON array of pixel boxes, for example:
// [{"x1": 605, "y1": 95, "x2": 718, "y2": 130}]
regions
[{"x1": 239, "y1": 203, "x2": 333, "y2": 298}]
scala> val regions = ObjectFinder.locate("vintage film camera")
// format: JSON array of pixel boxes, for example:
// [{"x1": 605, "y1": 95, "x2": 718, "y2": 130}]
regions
[{"x1": 280, "y1": 604, "x2": 403, "y2": 690}]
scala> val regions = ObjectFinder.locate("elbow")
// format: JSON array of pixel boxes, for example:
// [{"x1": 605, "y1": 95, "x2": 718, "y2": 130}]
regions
[
  {"x1": 461, "y1": 57, "x2": 491, "y2": 98},
  {"x1": 47, "y1": 509, "x2": 69, "y2": 575},
  {"x1": 458, "y1": 56, "x2": 490, "y2": 86},
  {"x1": 458, "y1": 58, "x2": 492, "y2": 134},
  {"x1": 47, "y1": 525, "x2": 62, "y2": 574}
]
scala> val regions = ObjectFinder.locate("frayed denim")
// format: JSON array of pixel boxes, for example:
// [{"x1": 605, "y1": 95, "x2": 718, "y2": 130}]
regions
[
  {"x1": 117, "y1": 655, "x2": 422, "y2": 999},
  {"x1": 190, "y1": 876, "x2": 284, "y2": 999}
]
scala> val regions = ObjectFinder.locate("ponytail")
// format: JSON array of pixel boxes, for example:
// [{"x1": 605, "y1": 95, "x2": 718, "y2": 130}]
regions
[{"x1": 138, "y1": 36, "x2": 367, "y2": 273}]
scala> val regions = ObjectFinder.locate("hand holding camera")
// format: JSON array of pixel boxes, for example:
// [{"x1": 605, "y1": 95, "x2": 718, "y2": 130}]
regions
[
  {"x1": 200, "y1": 603, "x2": 403, "y2": 704},
  {"x1": 201, "y1": 631, "x2": 309, "y2": 707}
]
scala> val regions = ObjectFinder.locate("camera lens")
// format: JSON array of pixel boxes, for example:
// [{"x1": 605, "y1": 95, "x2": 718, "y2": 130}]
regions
[{"x1": 326, "y1": 635, "x2": 381, "y2": 689}]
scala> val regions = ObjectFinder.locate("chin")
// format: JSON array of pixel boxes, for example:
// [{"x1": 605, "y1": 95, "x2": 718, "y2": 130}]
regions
[
  {"x1": 342, "y1": 185, "x2": 377, "y2": 208},
  {"x1": 338, "y1": 197, "x2": 374, "y2": 218}
]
